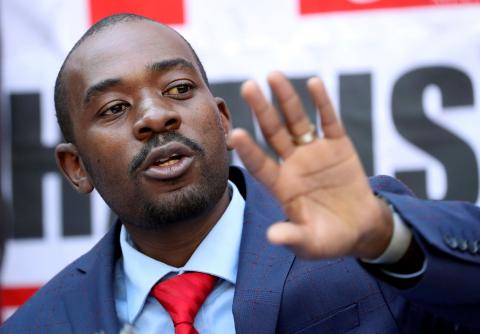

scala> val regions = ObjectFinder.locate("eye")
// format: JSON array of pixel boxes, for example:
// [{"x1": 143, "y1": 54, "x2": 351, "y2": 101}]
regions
[
  {"x1": 163, "y1": 82, "x2": 194, "y2": 98},
  {"x1": 100, "y1": 102, "x2": 130, "y2": 116}
]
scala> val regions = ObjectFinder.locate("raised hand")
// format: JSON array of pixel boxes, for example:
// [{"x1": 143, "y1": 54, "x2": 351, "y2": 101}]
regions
[{"x1": 229, "y1": 71, "x2": 393, "y2": 260}]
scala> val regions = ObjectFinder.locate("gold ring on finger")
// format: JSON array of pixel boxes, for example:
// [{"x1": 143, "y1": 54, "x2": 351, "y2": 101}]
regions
[{"x1": 292, "y1": 124, "x2": 317, "y2": 146}]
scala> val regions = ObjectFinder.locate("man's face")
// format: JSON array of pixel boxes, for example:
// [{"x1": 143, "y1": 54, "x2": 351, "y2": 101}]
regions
[{"x1": 61, "y1": 20, "x2": 231, "y2": 228}]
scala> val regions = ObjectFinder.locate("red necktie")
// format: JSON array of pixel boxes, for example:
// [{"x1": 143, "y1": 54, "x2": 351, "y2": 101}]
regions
[{"x1": 151, "y1": 272, "x2": 217, "y2": 334}]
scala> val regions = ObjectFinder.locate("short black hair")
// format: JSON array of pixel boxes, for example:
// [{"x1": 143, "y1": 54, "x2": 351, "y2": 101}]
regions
[{"x1": 54, "y1": 13, "x2": 209, "y2": 143}]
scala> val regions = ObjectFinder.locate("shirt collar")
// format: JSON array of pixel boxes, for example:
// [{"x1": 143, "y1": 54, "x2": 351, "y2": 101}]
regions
[{"x1": 119, "y1": 181, "x2": 245, "y2": 323}]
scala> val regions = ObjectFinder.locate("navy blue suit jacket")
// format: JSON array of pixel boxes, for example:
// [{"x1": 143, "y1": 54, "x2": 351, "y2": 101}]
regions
[{"x1": 2, "y1": 167, "x2": 480, "y2": 333}]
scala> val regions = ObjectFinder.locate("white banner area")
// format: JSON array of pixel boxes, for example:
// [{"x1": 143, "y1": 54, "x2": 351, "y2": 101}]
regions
[{"x1": 2, "y1": 0, "x2": 480, "y2": 319}]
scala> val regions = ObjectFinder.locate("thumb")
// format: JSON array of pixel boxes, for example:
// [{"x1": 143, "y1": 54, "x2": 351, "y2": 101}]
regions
[
  {"x1": 267, "y1": 221, "x2": 329, "y2": 259},
  {"x1": 267, "y1": 221, "x2": 308, "y2": 247}
]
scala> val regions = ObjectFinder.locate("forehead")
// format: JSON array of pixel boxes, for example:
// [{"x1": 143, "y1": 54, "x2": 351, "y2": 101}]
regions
[{"x1": 66, "y1": 20, "x2": 197, "y2": 90}]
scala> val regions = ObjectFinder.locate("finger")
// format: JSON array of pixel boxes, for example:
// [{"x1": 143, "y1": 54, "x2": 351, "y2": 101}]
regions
[
  {"x1": 229, "y1": 128, "x2": 280, "y2": 191},
  {"x1": 307, "y1": 78, "x2": 345, "y2": 139},
  {"x1": 241, "y1": 80, "x2": 296, "y2": 159},
  {"x1": 268, "y1": 71, "x2": 315, "y2": 138}
]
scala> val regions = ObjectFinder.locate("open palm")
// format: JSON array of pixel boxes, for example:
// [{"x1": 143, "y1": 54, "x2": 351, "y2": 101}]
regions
[{"x1": 230, "y1": 72, "x2": 392, "y2": 260}]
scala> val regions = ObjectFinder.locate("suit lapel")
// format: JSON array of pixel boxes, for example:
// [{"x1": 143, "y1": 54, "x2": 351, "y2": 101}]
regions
[
  {"x1": 62, "y1": 223, "x2": 122, "y2": 334},
  {"x1": 232, "y1": 168, "x2": 295, "y2": 334}
]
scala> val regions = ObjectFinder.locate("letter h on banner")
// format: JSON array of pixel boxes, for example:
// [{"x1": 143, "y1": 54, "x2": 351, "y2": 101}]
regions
[{"x1": 10, "y1": 93, "x2": 91, "y2": 239}]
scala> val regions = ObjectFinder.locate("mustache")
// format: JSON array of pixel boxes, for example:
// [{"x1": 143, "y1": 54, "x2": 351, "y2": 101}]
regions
[{"x1": 128, "y1": 132, "x2": 205, "y2": 176}]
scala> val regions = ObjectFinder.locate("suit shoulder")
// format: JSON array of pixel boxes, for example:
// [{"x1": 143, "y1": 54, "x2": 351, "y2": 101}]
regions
[
  {"x1": 0, "y1": 258, "x2": 85, "y2": 333},
  {"x1": 1, "y1": 224, "x2": 120, "y2": 333}
]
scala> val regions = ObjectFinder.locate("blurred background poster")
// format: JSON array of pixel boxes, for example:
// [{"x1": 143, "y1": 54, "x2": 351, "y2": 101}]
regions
[{"x1": 1, "y1": 0, "x2": 480, "y2": 320}]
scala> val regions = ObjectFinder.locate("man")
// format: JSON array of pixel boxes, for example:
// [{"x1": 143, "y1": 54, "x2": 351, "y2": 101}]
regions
[{"x1": 2, "y1": 14, "x2": 480, "y2": 333}]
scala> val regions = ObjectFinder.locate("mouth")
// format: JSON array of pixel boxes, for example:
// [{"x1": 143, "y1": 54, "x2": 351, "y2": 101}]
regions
[
  {"x1": 153, "y1": 154, "x2": 183, "y2": 167},
  {"x1": 141, "y1": 142, "x2": 196, "y2": 181}
]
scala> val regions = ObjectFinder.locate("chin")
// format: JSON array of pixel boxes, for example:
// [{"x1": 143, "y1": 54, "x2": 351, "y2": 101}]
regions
[{"x1": 130, "y1": 171, "x2": 228, "y2": 230}]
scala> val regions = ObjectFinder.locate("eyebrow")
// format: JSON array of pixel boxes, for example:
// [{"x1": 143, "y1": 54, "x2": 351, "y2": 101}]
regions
[
  {"x1": 147, "y1": 58, "x2": 196, "y2": 74},
  {"x1": 84, "y1": 78, "x2": 122, "y2": 105},
  {"x1": 83, "y1": 58, "x2": 196, "y2": 106}
]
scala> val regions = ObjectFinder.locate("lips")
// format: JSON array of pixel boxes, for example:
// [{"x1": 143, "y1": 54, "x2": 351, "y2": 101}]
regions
[{"x1": 141, "y1": 142, "x2": 195, "y2": 180}]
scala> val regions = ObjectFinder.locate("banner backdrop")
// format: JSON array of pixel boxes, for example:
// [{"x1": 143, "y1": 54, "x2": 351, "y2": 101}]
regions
[{"x1": 2, "y1": 0, "x2": 480, "y2": 320}]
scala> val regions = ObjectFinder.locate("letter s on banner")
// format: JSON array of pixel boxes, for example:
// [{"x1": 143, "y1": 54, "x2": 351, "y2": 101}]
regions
[{"x1": 392, "y1": 66, "x2": 478, "y2": 201}]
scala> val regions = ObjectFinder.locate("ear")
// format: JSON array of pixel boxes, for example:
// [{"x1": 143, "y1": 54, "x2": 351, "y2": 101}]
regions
[
  {"x1": 55, "y1": 143, "x2": 94, "y2": 193},
  {"x1": 214, "y1": 97, "x2": 234, "y2": 151}
]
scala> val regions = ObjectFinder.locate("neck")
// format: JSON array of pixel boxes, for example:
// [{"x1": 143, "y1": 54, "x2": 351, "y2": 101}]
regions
[{"x1": 124, "y1": 187, "x2": 231, "y2": 267}]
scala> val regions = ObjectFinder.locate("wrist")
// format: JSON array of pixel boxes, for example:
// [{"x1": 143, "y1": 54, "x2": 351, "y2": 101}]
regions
[
  {"x1": 355, "y1": 196, "x2": 394, "y2": 259},
  {"x1": 362, "y1": 207, "x2": 412, "y2": 264}
]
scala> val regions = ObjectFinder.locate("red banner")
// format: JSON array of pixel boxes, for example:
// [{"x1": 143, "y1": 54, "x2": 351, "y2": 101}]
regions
[
  {"x1": 300, "y1": 0, "x2": 480, "y2": 14},
  {"x1": 89, "y1": 0, "x2": 185, "y2": 25},
  {"x1": 1, "y1": 287, "x2": 39, "y2": 308}
]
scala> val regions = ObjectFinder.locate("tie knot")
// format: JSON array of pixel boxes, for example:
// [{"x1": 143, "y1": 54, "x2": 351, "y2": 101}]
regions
[{"x1": 151, "y1": 272, "x2": 217, "y2": 332}]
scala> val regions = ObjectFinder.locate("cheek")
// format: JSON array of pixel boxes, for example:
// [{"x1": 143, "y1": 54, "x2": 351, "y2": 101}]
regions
[
  {"x1": 78, "y1": 132, "x2": 134, "y2": 183},
  {"x1": 190, "y1": 111, "x2": 227, "y2": 149}
]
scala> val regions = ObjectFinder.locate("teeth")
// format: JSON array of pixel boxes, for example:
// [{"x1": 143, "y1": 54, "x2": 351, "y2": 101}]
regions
[{"x1": 156, "y1": 157, "x2": 180, "y2": 167}]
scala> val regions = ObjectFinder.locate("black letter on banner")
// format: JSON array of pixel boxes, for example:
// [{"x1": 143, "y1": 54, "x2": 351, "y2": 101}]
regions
[
  {"x1": 61, "y1": 179, "x2": 91, "y2": 236},
  {"x1": 10, "y1": 92, "x2": 91, "y2": 238},
  {"x1": 11, "y1": 93, "x2": 47, "y2": 238},
  {"x1": 339, "y1": 74, "x2": 374, "y2": 176},
  {"x1": 392, "y1": 67, "x2": 478, "y2": 201},
  {"x1": 211, "y1": 81, "x2": 255, "y2": 134}
]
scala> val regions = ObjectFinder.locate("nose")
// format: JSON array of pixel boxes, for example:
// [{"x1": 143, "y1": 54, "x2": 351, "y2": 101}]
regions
[{"x1": 133, "y1": 100, "x2": 182, "y2": 141}]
